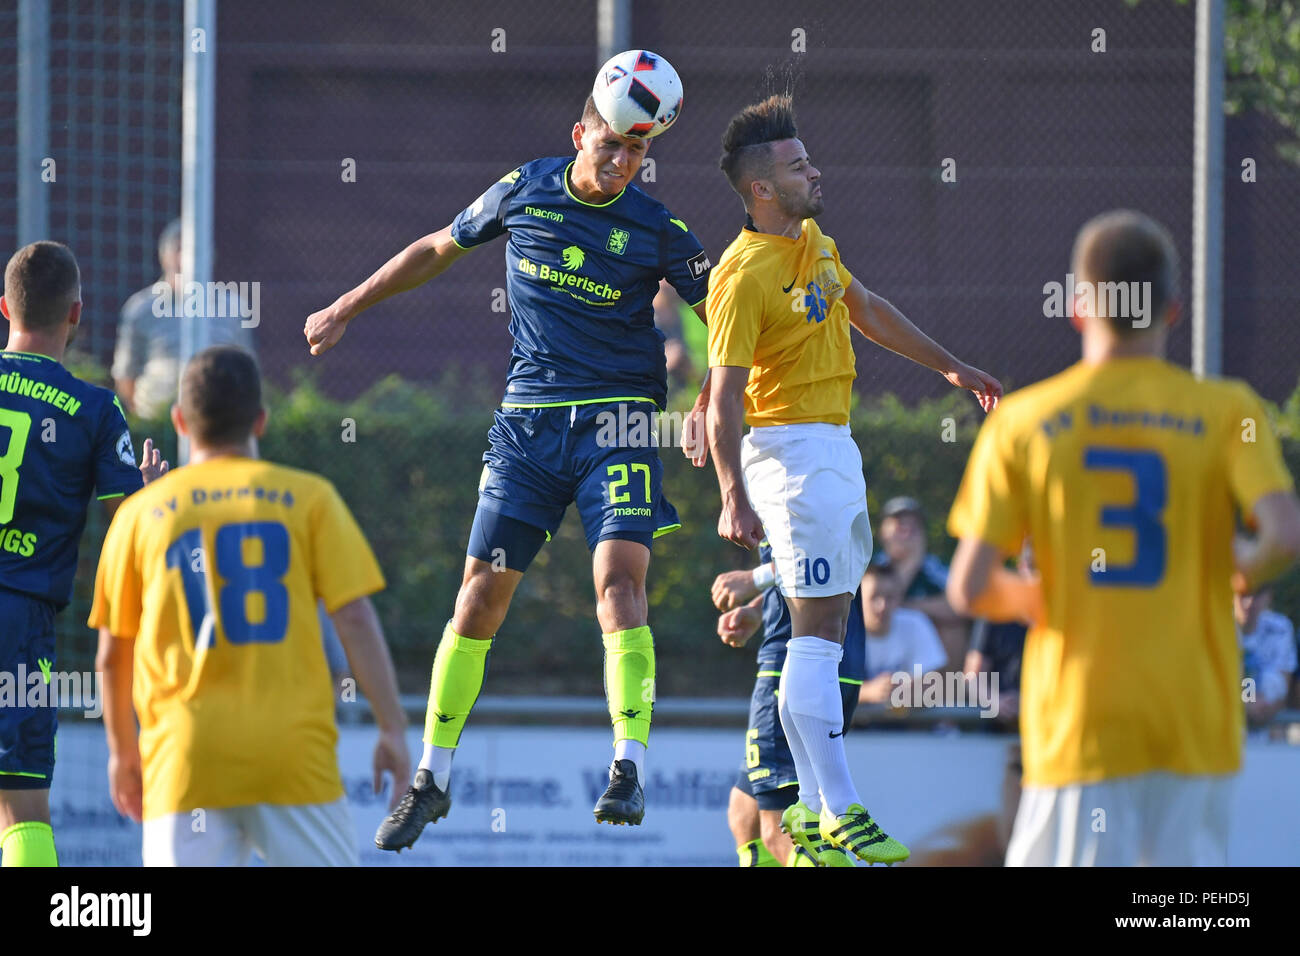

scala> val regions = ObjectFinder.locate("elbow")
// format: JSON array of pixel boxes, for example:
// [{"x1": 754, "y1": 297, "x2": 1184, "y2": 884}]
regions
[{"x1": 946, "y1": 577, "x2": 977, "y2": 617}]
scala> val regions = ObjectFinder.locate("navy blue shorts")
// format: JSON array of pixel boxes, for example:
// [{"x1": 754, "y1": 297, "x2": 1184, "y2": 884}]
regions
[
  {"x1": 470, "y1": 401, "x2": 681, "y2": 569},
  {"x1": 0, "y1": 589, "x2": 57, "y2": 790},
  {"x1": 733, "y1": 668, "x2": 861, "y2": 811}
]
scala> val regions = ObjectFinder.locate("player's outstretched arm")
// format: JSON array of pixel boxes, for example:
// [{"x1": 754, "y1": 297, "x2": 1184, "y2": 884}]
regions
[
  {"x1": 95, "y1": 627, "x2": 142, "y2": 822},
  {"x1": 947, "y1": 537, "x2": 1043, "y2": 626},
  {"x1": 330, "y1": 597, "x2": 411, "y2": 809},
  {"x1": 843, "y1": 279, "x2": 1002, "y2": 412},
  {"x1": 1233, "y1": 491, "x2": 1300, "y2": 593},
  {"x1": 304, "y1": 224, "x2": 469, "y2": 356},
  {"x1": 707, "y1": 366, "x2": 764, "y2": 549}
]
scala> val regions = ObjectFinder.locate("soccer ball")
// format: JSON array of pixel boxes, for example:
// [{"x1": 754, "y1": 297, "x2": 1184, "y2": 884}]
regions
[{"x1": 591, "y1": 49, "x2": 683, "y2": 138}]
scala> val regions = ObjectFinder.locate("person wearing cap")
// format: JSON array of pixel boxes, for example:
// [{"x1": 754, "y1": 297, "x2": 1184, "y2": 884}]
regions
[{"x1": 874, "y1": 496, "x2": 970, "y2": 666}]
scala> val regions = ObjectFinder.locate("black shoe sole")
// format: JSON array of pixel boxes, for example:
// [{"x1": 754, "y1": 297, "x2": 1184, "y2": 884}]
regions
[
  {"x1": 374, "y1": 804, "x2": 451, "y2": 851},
  {"x1": 593, "y1": 805, "x2": 645, "y2": 826}
]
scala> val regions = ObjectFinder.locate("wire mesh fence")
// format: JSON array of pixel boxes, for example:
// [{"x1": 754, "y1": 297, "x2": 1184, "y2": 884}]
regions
[{"x1": 3, "y1": 0, "x2": 1300, "y2": 699}]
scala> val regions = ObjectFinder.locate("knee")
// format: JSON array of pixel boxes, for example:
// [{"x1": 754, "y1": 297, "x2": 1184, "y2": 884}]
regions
[
  {"x1": 595, "y1": 574, "x2": 645, "y2": 615},
  {"x1": 727, "y1": 788, "x2": 758, "y2": 841},
  {"x1": 454, "y1": 565, "x2": 511, "y2": 634}
]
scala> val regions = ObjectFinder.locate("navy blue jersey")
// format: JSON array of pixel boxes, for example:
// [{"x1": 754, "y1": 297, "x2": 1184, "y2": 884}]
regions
[
  {"x1": 0, "y1": 351, "x2": 142, "y2": 608},
  {"x1": 753, "y1": 542, "x2": 865, "y2": 682},
  {"x1": 450, "y1": 157, "x2": 711, "y2": 409}
]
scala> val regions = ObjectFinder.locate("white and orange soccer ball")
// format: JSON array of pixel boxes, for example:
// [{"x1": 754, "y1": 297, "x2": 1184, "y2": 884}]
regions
[{"x1": 591, "y1": 49, "x2": 683, "y2": 138}]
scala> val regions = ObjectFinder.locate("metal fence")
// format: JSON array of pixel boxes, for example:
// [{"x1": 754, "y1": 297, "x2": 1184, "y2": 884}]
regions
[{"x1": 4, "y1": 0, "x2": 1300, "y2": 700}]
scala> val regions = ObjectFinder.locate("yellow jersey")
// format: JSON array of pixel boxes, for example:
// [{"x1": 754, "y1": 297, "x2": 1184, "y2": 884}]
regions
[
  {"x1": 707, "y1": 218, "x2": 856, "y2": 426},
  {"x1": 948, "y1": 357, "x2": 1295, "y2": 787},
  {"x1": 88, "y1": 456, "x2": 386, "y2": 820}
]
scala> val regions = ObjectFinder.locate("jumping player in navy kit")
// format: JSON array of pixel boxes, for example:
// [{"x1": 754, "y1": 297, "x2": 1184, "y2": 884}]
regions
[{"x1": 304, "y1": 93, "x2": 711, "y2": 850}]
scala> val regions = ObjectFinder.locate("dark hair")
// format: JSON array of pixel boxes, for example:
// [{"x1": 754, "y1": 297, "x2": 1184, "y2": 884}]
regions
[
  {"x1": 1071, "y1": 210, "x2": 1179, "y2": 336},
  {"x1": 581, "y1": 95, "x2": 607, "y2": 131},
  {"x1": 718, "y1": 94, "x2": 798, "y2": 202},
  {"x1": 3, "y1": 241, "x2": 80, "y2": 332},
  {"x1": 864, "y1": 558, "x2": 896, "y2": 580},
  {"x1": 180, "y1": 346, "x2": 262, "y2": 446}
]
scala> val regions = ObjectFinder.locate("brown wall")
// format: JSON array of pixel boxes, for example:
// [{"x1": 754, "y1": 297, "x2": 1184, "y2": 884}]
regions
[{"x1": 213, "y1": 0, "x2": 1300, "y2": 404}]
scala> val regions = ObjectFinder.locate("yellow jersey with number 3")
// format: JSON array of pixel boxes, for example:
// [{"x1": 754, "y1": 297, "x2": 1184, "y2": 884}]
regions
[
  {"x1": 948, "y1": 357, "x2": 1294, "y2": 787},
  {"x1": 707, "y1": 218, "x2": 856, "y2": 426},
  {"x1": 89, "y1": 456, "x2": 385, "y2": 820}
]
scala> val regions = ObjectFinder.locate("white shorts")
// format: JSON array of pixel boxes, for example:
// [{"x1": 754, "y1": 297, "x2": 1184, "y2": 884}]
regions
[
  {"x1": 1006, "y1": 771, "x2": 1234, "y2": 866},
  {"x1": 742, "y1": 422, "x2": 873, "y2": 598},
  {"x1": 142, "y1": 797, "x2": 358, "y2": 867}
]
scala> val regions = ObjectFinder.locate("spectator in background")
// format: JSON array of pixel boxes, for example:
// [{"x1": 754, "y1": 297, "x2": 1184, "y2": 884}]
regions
[
  {"x1": 857, "y1": 561, "x2": 947, "y2": 705},
  {"x1": 963, "y1": 541, "x2": 1032, "y2": 729},
  {"x1": 964, "y1": 620, "x2": 1026, "y2": 728},
  {"x1": 113, "y1": 219, "x2": 253, "y2": 418},
  {"x1": 653, "y1": 280, "x2": 708, "y2": 394},
  {"x1": 873, "y1": 496, "x2": 970, "y2": 666},
  {"x1": 1235, "y1": 587, "x2": 1296, "y2": 730}
]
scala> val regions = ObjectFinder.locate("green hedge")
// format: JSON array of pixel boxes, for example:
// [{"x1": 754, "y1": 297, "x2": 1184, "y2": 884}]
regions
[{"x1": 58, "y1": 369, "x2": 1300, "y2": 699}]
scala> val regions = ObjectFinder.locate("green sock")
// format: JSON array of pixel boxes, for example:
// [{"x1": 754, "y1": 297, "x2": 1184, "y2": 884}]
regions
[
  {"x1": 423, "y1": 622, "x2": 492, "y2": 748},
  {"x1": 738, "y1": 838, "x2": 781, "y2": 867},
  {"x1": 603, "y1": 626, "x2": 655, "y2": 746},
  {"x1": 0, "y1": 821, "x2": 58, "y2": 867}
]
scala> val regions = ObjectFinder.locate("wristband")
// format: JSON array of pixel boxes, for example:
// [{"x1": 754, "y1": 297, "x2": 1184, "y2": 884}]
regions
[{"x1": 751, "y1": 563, "x2": 776, "y2": 591}]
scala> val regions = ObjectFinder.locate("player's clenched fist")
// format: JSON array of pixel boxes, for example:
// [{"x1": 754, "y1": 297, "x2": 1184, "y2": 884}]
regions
[
  {"x1": 718, "y1": 604, "x2": 762, "y2": 648},
  {"x1": 712, "y1": 568, "x2": 759, "y2": 611},
  {"x1": 304, "y1": 302, "x2": 350, "y2": 356},
  {"x1": 717, "y1": 497, "x2": 764, "y2": 550}
]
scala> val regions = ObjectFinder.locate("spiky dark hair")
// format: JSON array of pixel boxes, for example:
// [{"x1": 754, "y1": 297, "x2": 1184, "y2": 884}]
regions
[{"x1": 718, "y1": 94, "x2": 798, "y2": 201}]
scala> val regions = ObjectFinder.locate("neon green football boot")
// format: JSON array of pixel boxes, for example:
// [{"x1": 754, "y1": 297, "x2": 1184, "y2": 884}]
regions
[
  {"x1": 780, "y1": 801, "x2": 854, "y2": 867},
  {"x1": 819, "y1": 803, "x2": 909, "y2": 865}
]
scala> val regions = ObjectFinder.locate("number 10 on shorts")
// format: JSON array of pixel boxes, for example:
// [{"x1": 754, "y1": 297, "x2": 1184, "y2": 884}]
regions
[{"x1": 796, "y1": 551, "x2": 831, "y2": 586}]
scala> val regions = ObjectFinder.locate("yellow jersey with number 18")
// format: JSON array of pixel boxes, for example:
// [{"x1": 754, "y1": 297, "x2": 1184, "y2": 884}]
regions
[
  {"x1": 88, "y1": 456, "x2": 385, "y2": 820},
  {"x1": 948, "y1": 357, "x2": 1294, "y2": 788},
  {"x1": 707, "y1": 218, "x2": 856, "y2": 427}
]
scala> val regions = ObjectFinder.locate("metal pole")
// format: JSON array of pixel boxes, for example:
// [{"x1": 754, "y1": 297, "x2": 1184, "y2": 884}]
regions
[
  {"x1": 17, "y1": 0, "x2": 50, "y2": 245},
  {"x1": 1192, "y1": 0, "x2": 1224, "y2": 378},
  {"x1": 180, "y1": 0, "x2": 216, "y2": 462},
  {"x1": 596, "y1": 0, "x2": 631, "y2": 66}
]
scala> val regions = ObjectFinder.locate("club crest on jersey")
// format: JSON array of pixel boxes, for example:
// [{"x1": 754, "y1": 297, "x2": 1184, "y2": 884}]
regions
[
  {"x1": 116, "y1": 431, "x2": 136, "y2": 467},
  {"x1": 606, "y1": 228, "x2": 629, "y2": 255}
]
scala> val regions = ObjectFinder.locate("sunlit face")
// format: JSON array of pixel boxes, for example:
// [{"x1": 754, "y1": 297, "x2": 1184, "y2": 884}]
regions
[
  {"x1": 573, "y1": 118, "x2": 649, "y2": 197},
  {"x1": 861, "y1": 571, "x2": 901, "y2": 634},
  {"x1": 756, "y1": 138, "x2": 823, "y2": 219},
  {"x1": 1234, "y1": 589, "x2": 1270, "y2": 631},
  {"x1": 880, "y1": 512, "x2": 926, "y2": 561}
]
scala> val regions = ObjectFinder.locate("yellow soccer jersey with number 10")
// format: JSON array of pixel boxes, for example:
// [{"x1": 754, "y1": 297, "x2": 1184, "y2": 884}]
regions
[
  {"x1": 89, "y1": 456, "x2": 386, "y2": 820},
  {"x1": 948, "y1": 357, "x2": 1295, "y2": 788},
  {"x1": 707, "y1": 218, "x2": 856, "y2": 427}
]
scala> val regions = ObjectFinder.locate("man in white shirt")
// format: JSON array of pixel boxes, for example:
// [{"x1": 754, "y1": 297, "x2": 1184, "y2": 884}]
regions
[{"x1": 857, "y1": 561, "x2": 948, "y2": 704}]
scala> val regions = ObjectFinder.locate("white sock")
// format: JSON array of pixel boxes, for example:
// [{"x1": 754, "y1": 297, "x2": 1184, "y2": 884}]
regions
[
  {"x1": 777, "y1": 660, "x2": 822, "y2": 813},
  {"x1": 783, "y1": 635, "x2": 861, "y2": 815},
  {"x1": 614, "y1": 739, "x2": 646, "y2": 781},
  {"x1": 419, "y1": 743, "x2": 455, "y2": 790}
]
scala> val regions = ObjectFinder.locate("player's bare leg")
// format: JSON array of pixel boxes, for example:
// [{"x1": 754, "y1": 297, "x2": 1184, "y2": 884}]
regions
[
  {"x1": 0, "y1": 790, "x2": 56, "y2": 867},
  {"x1": 591, "y1": 538, "x2": 655, "y2": 825},
  {"x1": 375, "y1": 556, "x2": 524, "y2": 852}
]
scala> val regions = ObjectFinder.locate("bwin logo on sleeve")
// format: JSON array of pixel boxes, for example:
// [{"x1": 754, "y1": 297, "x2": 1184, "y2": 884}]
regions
[{"x1": 116, "y1": 431, "x2": 136, "y2": 467}]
